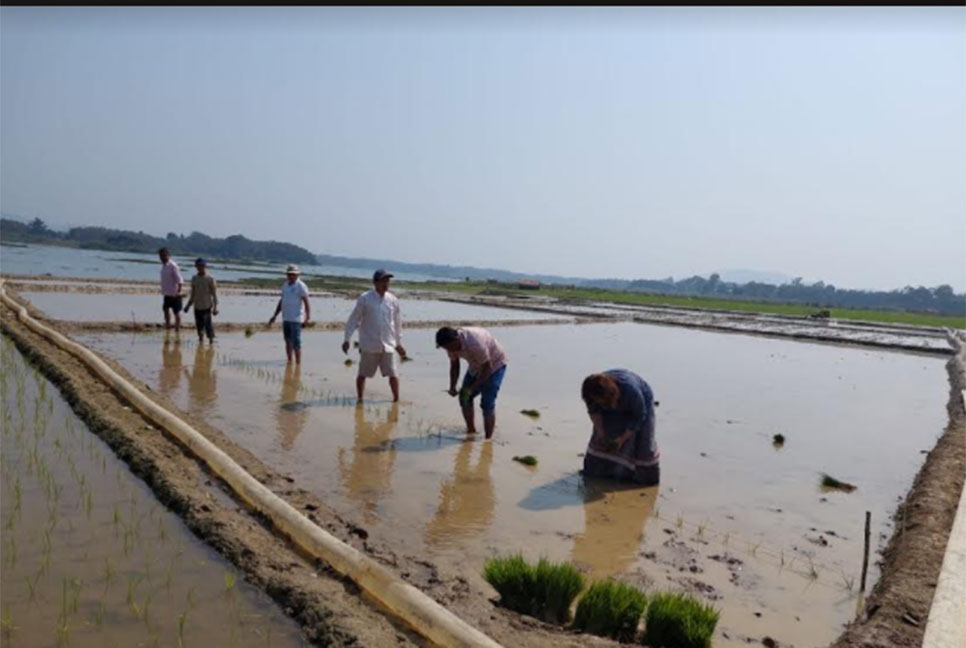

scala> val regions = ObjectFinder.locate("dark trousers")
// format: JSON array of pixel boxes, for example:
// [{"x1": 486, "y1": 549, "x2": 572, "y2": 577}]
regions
[{"x1": 193, "y1": 308, "x2": 214, "y2": 341}]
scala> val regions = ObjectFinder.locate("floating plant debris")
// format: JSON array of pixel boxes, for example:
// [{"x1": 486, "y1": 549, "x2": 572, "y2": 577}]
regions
[
  {"x1": 820, "y1": 473, "x2": 856, "y2": 493},
  {"x1": 520, "y1": 409, "x2": 540, "y2": 419},
  {"x1": 513, "y1": 455, "x2": 538, "y2": 466}
]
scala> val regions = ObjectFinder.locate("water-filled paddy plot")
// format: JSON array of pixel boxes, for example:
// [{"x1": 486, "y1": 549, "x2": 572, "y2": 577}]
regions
[
  {"x1": 72, "y1": 317, "x2": 946, "y2": 646},
  {"x1": 0, "y1": 338, "x2": 307, "y2": 647}
]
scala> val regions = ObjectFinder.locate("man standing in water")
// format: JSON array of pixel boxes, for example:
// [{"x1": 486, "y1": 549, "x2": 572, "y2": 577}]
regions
[
  {"x1": 342, "y1": 269, "x2": 407, "y2": 403},
  {"x1": 182, "y1": 258, "x2": 219, "y2": 345},
  {"x1": 268, "y1": 265, "x2": 311, "y2": 364},
  {"x1": 158, "y1": 247, "x2": 184, "y2": 332},
  {"x1": 435, "y1": 326, "x2": 508, "y2": 440}
]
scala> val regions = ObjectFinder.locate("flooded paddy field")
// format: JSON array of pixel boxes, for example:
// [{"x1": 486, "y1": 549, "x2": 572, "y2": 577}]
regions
[
  {"x1": 76, "y1": 320, "x2": 949, "y2": 646},
  {"x1": 0, "y1": 338, "x2": 307, "y2": 648},
  {"x1": 16, "y1": 290, "x2": 569, "y2": 325}
]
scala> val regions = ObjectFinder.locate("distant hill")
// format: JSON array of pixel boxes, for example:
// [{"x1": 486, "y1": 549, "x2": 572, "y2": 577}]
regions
[{"x1": 0, "y1": 215, "x2": 316, "y2": 265}]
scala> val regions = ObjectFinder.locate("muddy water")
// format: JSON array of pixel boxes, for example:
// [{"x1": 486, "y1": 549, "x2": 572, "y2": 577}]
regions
[
  {"x1": 19, "y1": 291, "x2": 568, "y2": 324},
  {"x1": 0, "y1": 338, "x2": 306, "y2": 648},
  {"x1": 78, "y1": 322, "x2": 948, "y2": 646}
]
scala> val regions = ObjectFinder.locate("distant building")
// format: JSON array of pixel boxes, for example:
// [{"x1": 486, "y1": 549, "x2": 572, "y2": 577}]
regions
[{"x1": 518, "y1": 279, "x2": 540, "y2": 290}]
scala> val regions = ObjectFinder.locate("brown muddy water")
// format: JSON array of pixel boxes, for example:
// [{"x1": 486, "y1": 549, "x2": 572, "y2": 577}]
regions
[
  {"x1": 75, "y1": 322, "x2": 947, "y2": 647},
  {"x1": 18, "y1": 291, "x2": 568, "y2": 325},
  {"x1": 0, "y1": 338, "x2": 307, "y2": 648}
]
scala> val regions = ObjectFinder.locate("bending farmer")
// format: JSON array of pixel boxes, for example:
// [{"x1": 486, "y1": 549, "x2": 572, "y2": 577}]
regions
[
  {"x1": 435, "y1": 326, "x2": 508, "y2": 440},
  {"x1": 581, "y1": 370, "x2": 659, "y2": 485}
]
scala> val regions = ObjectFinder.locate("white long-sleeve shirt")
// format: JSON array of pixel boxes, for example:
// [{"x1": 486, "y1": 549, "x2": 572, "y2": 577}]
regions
[{"x1": 344, "y1": 290, "x2": 402, "y2": 353}]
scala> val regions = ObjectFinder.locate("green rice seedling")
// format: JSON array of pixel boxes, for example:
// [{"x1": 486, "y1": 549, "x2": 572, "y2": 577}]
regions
[
  {"x1": 127, "y1": 574, "x2": 144, "y2": 606},
  {"x1": 696, "y1": 520, "x2": 708, "y2": 539},
  {"x1": 25, "y1": 576, "x2": 36, "y2": 602},
  {"x1": 512, "y1": 455, "x2": 538, "y2": 467},
  {"x1": 519, "y1": 409, "x2": 540, "y2": 419},
  {"x1": 224, "y1": 570, "x2": 237, "y2": 591},
  {"x1": 573, "y1": 579, "x2": 647, "y2": 641},
  {"x1": 344, "y1": 359, "x2": 353, "y2": 367},
  {"x1": 839, "y1": 570, "x2": 855, "y2": 592},
  {"x1": 177, "y1": 611, "x2": 188, "y2": 648},
  {"x1": 93, "y1": 600, "x2": 106, "y2": 628},
  {"x1": 1, "y1": 604, "x2": 13, "y2": 638},
  {"x1": 807, "y1": 556, "x2": 819, "y2": 581},
  {"x1": 675, "y1": 514, "x2": 684, "y2": 529},
  {"x1": 820, "y1": 473, "x2": 857, "y2": 493},
  {"x1": 643, "y1": 591, "x2": 719, "y2": 648},
  {"x1": 69, "y1": 579, "x2": 83, "y2": 614},
  {"x1": 244, "y1": 325, "x2": 255, "y2": 338}
]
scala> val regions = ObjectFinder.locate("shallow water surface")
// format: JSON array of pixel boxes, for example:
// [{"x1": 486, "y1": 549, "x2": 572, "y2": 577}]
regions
[
  {"x1": 21, "y1": 290, "x2": 568, "y2": 324},
  {"x1": 78, "y1": 321, "x2": 948, "y2": 646},
  {"x1": 0, "y1": 338, "x2": 306, "y2": 648}
]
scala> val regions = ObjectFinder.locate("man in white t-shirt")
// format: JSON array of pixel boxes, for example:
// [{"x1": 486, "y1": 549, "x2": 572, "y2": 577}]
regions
[
  {"x1": 268, "y1": 264, "x2": 311, "y2": 365},
  {"x1": 342, "y1": 269, "x2": 407, "y2": 403}
]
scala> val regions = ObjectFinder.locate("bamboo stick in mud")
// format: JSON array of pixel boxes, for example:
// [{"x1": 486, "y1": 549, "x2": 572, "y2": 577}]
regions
[{"x1": 860, "y1": 510, "x2": 871, "y2": 592}]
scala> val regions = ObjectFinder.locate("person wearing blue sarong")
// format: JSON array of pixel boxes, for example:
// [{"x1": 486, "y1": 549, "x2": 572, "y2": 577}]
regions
[{"x1": 581, "y1": 369, "x2": 659, "y2": 485}]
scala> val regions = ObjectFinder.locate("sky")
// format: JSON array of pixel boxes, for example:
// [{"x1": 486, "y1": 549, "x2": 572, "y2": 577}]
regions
[{"x1": 2, "y1": 7, "x2": 964, "y2": 291}]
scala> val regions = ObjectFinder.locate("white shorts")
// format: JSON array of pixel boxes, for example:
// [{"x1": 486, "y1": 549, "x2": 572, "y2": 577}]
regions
[{"x1": 358, "y1": 351, "x2": 398, "y2": 378}]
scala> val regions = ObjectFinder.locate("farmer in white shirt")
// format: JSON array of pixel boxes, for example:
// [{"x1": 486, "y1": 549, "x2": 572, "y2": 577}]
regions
[
  {"x1": 342, "y1": 269, "x2": 407, "y2": 403},
  {"x1": 268, "y1": 264, "x2": 311, "y2": 365}
]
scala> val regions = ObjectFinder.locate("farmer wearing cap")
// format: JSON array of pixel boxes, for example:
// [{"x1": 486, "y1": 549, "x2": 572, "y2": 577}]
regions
[
  {"x1": 435, "y1": 326, "x2": 508, "y2": 440},
  {"x1": 182, "y1": 258, "x2": 219, "y2": 345},
  {"x1": 158, "y1": 247, "x2": 184, "y2": 332},
  {"x1": 342, "y1": 269, "x2": 407, "y2": 403},
  {"x1": 580, "y1": 370, "x2": 659, "y2": 485},
  {"x1": 268, "y1": 264, "x2": 311, "y2": 364}
]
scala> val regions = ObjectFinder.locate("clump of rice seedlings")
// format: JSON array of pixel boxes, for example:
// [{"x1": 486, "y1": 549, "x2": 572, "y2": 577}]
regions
[
  {"x1": 820, "y1": 473, "x2": 856, "y2": 492},
  {"x1": 772, "y1": 433, "x2": 785, "y2": 447},
  {"x1": 643, "y1": 591, "x2": 720, "y2": 648},
  {"x1": 573, "y1": 579, "x2": 647, "y2": 641},
  {"x1": 482, "y1": 554, "x2": 584, "y2": 624},
  {"x1": 513, "y1": 455, "x2": 538, "y2": 467},
  {"x1": 401, "y1": 355, "x2": 413, "y2": 363},
  {"x1": 344, "y1": 359, "x2": 353, "y2": 367},
  {"x1": 520, "y1": 409, "x2": 540, "y2": 419},
  {"x1": 244, "y1": 325, "x2": 255, "y2": 338}
]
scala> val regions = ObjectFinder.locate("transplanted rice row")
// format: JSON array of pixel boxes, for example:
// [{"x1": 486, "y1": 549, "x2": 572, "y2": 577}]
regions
[{"x1": 0, "y1": 337, "x2": 307, "y2": 648}]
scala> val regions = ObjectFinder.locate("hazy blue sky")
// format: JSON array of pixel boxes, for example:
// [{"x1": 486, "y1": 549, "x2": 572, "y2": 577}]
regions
[{"x1": 2, "y1": 7, "x2": 964, "y2": 290}]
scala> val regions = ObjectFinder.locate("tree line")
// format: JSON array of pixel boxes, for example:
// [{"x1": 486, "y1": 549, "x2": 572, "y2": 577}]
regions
[{"x1": 0, "y1": 217, "x2": 316, "y2": 265}]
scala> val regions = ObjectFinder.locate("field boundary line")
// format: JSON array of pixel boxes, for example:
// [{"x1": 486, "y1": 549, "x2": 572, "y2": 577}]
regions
[
  {"x1": 922, "y1": 329, "x2": 966, "y2": 648},
  {"x1": 0, "y1": 281, "x2": 504, "y2": 648}
]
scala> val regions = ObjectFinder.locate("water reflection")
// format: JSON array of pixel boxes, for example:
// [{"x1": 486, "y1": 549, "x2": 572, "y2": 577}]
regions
[
  {"x1": 425, "y1": 440, "x2": 494, "y2": 547},
  {"x1": 520, "y1": 474, "x2": 657, "y2": 580},
  {"x1": 337, "y1": 404, "x2": 400, "y2": 523},
  {"x1": 277, "y1": 364, "x2": 309, "y2": 451},
  {"x1": 159, "y1": 334, "x2": 183, "y2": 397},
  {"x1": 186, "y1": 345, "x2": 217, "y2": 410}
]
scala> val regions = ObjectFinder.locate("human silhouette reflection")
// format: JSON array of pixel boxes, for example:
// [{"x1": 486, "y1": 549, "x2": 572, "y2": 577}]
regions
[
  {"x1": 425, "y1": 439, "x2": 494, "y2": 548},
  {"x1": 185, "y1": 344, "x2": 217, "y2": 411},
  {"x1": 337, "y1": 403, "x2": 400, "y2": 523},
  {"x1": 159, "y1": 334, "x2": 183, "y2": 398},
  {"x1": 277, "y1": 364, "x2": 309, "y2": 451},
  {"x1": 519, "y1": 474, "x2": 657, "y2": 582},
  {"x1": 571, "y1": 478, "x2": 658, "y2": 581}
]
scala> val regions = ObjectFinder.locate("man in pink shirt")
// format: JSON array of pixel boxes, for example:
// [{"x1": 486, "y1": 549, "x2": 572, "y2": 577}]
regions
[
  {"x1": 158, "y1": 247, "x2": 184, "y2": 332},
  {"x1": 435, "y1": 326, "x2": 508, "y2": 440}
]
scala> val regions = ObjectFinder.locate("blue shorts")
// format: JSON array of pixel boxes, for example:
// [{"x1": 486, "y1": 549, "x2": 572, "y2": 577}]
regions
[
  {"x1": 282, "y1": 321, "x2": 302, "y2": 350},
  {"x1": 460, "y1": 364, "x2": 507, "y2": 413}
]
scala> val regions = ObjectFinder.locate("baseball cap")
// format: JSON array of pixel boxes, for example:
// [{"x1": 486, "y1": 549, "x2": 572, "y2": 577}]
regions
[
  {"x1": 373, "y1": 268, "x2": 394, "y2": 282},
  {"x1": 195, "y1": 257, "x2": 206, "y2": 266}
]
